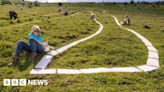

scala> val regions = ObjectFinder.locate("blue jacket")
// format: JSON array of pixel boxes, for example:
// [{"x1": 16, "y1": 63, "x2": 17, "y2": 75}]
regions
[{"x1": 28, "y1": 33, "x2": 43, "y2": 42}]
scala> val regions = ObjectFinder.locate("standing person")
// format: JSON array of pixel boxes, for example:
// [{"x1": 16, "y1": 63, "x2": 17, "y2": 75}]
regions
[{"x1": 9, "y1": 25, "x2": 46, "y2": 66}]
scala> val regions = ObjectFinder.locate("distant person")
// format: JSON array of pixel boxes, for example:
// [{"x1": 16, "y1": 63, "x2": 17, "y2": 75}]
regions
[
  {"x1": 9, "y1": 25, "x2": 48, "y2": 66},
  {"x1": 120, "y1": 16, "x2": 130, "y2": 25},
  {"x1": 9, "y1": 11, "x2": 17, "y2": 20}
]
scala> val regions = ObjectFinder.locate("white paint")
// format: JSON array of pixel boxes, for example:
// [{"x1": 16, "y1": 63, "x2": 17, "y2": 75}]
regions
[
  {"x1": 148, "y1": 51, "x2": 159, "y2": 59},
  {"x1": 47, "y1": 50, "x2": 59, "y2": 56},
  {"x1": 147, "y1": 58, "x2": 159, "y2": 67},
  {"x1": 30, "y1": 69, "x2": 57, "y2": 74},
  {"x1": 147, "y1": 46, "x2": 158, "y2": 52},
  {"x1": 80, "y1": 67, "x2": 141, "y2": 73},
  {"x1": 57, "y1": 69, "x2": 82, "y2": 74},
  {"x1": 34, "y1": 12, "x2": 103, "y2": 69},
  {"x1": 137, "y1": 65, "x2": 159, "y2": 72},
  {"x1": 35, "y1": 55, "x2": 53, "y2": 69},
  {"x1": 30, "y1": 12, "x2": 160, "y2": 74},
  {"x1": 111, "y1": 15, "x2": 160, "y2": 69}
]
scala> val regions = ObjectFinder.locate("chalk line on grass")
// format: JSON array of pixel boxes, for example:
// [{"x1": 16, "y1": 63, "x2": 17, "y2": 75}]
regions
[{"x1": 30, "y1": 13, "x2": 160, "y2": 74}]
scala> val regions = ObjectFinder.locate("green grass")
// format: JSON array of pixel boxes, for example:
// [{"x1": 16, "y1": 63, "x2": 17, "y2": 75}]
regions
[
  {"x1": 49, "y1": 13, "x2": 147, "y2": 69},
  {"x1": 0, "y1": 3, "x2": 163, "y2": 92}
]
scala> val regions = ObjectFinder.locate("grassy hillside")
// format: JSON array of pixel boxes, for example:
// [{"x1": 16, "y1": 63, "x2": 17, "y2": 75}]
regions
[{"x1": 0, "y1": 3, "x2": 163, "y2": 92}]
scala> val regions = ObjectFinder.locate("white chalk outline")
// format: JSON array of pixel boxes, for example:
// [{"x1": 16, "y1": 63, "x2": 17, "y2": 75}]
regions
[{"x1": 30, "y1": 12, "x2": 160, "y2": 74}]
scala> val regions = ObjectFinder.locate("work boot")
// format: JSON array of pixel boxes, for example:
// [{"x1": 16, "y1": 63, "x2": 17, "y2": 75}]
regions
[
  {"x1": 28, "y1": 53, "x2": 37, "y2": 62},
  {"x1": 8, "y1": 56, "x2": 20, "y2": 66}
]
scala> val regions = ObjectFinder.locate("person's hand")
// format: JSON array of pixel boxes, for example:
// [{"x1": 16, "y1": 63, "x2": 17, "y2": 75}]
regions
[{"x1": 42, "y1": 41, "x2": 49, "y2": 47}]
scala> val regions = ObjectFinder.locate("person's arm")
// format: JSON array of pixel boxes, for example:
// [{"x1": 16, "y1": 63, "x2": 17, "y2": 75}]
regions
[
  {"x1": 39, "y1": 36, "x2": 43, "y2": 42},
  {"x1": 38, "y1": 36, "x2": 47, "y2": 46}
]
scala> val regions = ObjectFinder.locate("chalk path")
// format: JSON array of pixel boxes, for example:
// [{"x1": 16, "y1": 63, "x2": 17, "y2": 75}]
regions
[{"x1": 30, "y1": 12, "x2": 160, "y2": 74}]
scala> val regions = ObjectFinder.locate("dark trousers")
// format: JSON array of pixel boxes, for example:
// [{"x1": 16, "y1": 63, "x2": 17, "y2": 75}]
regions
[{"x1": 15, "y1": 39, "x2": 44, "y2": 57}]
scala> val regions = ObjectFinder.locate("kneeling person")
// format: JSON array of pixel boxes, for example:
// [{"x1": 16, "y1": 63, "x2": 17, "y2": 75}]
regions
[{"x1": 120, "y1": 16, "x2": 130, "y2": 25}]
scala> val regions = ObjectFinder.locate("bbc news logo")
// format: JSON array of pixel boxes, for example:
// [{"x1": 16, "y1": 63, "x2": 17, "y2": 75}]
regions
[{"x1": 3, "y1": 79, "x2": 48, "y2": 86}]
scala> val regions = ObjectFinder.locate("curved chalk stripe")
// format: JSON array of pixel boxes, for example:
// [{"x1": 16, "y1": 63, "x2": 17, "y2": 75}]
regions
[
  {"x1": 30, "y1": 13, "x2": 160, "y2": 74},
  {"x1": 111, "y1": 15, "x2": 159, "y2": 67},
  {"x1": 34, "y1": 12, "x2": 103, "y2": 69}
]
